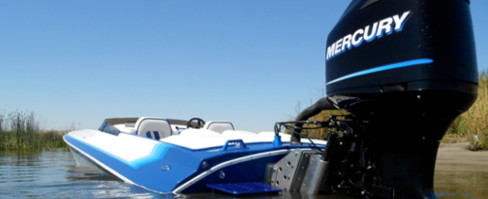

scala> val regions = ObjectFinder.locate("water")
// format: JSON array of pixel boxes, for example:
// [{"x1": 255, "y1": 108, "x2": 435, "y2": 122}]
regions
[
  {"x1": 0, "y1": 150, "x2": 165, "y2": 199},
  {"x1": 435, "y1": 165, "x2": 488, "y2": 199},
  {"x1": 0, "y1": 150, "x2": 487, "y2": 199}
]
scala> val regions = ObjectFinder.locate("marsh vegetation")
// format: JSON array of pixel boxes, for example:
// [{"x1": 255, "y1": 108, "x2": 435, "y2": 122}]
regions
[{"x1": 0, "y1": 111, "x2": 66, "y2": 151}]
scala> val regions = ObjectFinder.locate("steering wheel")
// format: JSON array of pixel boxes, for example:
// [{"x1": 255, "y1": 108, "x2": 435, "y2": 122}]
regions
[{"x1": 186, "y1": 117, "x2": 206, "y2": 129}]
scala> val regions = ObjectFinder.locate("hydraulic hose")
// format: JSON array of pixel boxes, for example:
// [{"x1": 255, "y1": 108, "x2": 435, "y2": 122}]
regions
[{"x1": 291, "y1": 97, "x2": 336, "y2": 144}]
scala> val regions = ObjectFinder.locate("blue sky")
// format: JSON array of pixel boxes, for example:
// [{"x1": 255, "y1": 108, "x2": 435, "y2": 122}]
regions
[{"x1": 1, "y1": 1, "x2": 487, "y2": 132}]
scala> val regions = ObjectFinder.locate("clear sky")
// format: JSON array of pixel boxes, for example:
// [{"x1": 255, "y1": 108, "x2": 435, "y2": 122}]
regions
[{"x1": 1, "y1": 1, "x2": 487, "y2": 132}]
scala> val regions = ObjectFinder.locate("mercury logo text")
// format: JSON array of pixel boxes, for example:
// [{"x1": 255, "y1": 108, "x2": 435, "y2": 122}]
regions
[{"x1": 326, "y1": 11, "x2": 411, "y2": 61}]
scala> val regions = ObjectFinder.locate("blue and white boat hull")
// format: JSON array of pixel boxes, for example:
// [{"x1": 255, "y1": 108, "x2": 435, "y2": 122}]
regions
[{"x1": 63, "y1": 119, "x2": 326, "y2": 194}]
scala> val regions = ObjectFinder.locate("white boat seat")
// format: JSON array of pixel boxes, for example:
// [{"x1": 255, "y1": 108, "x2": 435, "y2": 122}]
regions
[
  {"x1": 135, "y1": 117, "x2": 172, "y2": 140},
  {"x1": 203, "y1": 121, "x2": 235, "y2": 133}
]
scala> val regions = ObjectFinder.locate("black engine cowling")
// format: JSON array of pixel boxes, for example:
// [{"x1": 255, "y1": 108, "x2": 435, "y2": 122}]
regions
[{"x1": 294, "y1": 0, "x2": 478, "y2": 198}]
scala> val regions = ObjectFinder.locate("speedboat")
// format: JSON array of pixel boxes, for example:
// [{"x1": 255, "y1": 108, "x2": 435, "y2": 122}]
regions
[
  {"x1": 65, "y1": 0, "x2": 479, "y2": 198},
  {"x1": 63, "y1": 117, "x2": 328, "y2": 195}
]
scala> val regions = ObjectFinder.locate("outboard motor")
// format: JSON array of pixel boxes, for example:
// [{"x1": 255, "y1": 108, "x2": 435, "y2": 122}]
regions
[{"x1": 289, "y1": 0, "x2": 478, "y2": 198}]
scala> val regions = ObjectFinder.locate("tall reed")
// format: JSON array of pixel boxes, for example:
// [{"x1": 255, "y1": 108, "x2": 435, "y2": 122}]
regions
[
  {"x1": 0, "y1": 111, "x2": 67, "y2": 152},
  {"x1": 447, "y1": 74, "x2": 488, "y2": 150}
]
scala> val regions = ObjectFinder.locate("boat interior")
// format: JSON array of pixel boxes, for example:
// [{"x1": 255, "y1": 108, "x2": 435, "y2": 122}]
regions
[{"x1": 96, "y1": 117, "x2": 324, "y2": 150}]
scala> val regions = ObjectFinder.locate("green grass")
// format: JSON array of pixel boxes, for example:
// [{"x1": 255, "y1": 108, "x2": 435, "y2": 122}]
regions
[{"x1": 0, "y1": 130, "x2": 67, "y2": 152}]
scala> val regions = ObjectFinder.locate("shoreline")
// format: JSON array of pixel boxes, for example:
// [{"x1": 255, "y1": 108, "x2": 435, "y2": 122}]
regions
[{"x1": 436, "y1": 142, "x2": 488, "y2": 172}]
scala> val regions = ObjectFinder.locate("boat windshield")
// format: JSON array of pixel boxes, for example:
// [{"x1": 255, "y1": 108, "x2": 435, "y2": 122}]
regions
[
  {"x1": 98, "y1": 117, "x2": 190, "y2": 135},
  {"x1": 99, "y1": 118, "x2": 138, "y2": 135}
]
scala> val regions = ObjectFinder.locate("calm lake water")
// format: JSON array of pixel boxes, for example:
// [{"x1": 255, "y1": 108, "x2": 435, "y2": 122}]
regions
[{"x1": 0, "y1": 150, "x2": 487, "y2": 199}]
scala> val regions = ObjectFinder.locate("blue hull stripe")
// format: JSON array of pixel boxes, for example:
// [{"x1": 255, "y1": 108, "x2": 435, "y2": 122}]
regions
[
  {"x1": 64, "y1": 134, "x2": 170, "y2": 170},
  {"x1": 64, "y1": 133, "x2": 327, "y2": 193},
  {"x1": 326, "y1": 58, "x2": 434, "y2": 85}
]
